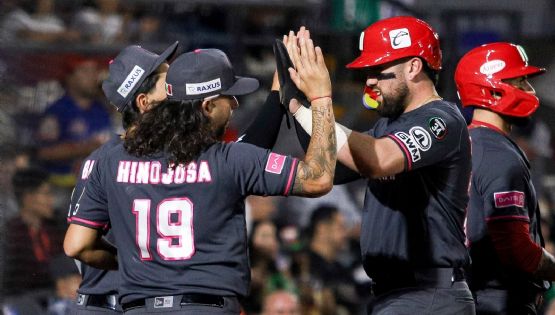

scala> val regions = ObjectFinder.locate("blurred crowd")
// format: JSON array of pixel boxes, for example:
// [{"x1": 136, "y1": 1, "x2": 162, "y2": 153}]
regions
[
  {"x1": 1, "y1": 0, "x2": 165, "y2": 45},
  {"x1": 2, "y1": 0, "x2": 555, "y2": 315}
]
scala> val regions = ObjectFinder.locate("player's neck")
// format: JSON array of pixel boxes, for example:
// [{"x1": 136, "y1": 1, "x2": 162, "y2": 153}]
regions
[
  {"x1": 404, "y1": 84, "x2": 441, "y2": 113},
  {"x1": 472, "y1": 109, "x2": 511, "y2": 134}
]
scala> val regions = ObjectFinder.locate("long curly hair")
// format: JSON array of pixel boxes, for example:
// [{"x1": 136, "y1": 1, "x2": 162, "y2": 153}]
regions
[{"x1": 124, "y1": 99, "x2": 216, "y2": 166}]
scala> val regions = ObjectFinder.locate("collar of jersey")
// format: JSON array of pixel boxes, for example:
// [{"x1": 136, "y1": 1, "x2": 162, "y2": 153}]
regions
[{"x1": 468, "y1": 120, "x2": 508, "y2": 136}]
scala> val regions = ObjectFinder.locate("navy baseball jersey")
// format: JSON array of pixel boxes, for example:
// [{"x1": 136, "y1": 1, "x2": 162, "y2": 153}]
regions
[
  {"x1": 71, "y1": 141, "x2": 298, "y2": 303},
  {"x1": 360, "y1": 100, "x2": 471, "y2": 278},
  {"x1": 466, "y1": 125, "x2": 548, "y2": 291},
  {"x1": 68, "y1": 135, "x2": 120, "y2": 296}
]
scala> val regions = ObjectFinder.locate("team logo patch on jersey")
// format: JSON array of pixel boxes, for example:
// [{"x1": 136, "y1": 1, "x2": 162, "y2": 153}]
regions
[
  {"x1": 154, "y1": 296, "x2": 174, "y2": 308},
  {"x1": 389, "y1": 28, "x2": 411, "y2": 49},
  {"x1": 494, "y1": 191, "x2": 525, "y2": 208},
  {"x1": 428, "y1": 117, "x2": 447, "y2": 140},
  {"x1": 409, "y1": 127, "x2": 432, "y2": 151},
  {"x1": 394, "y1": 131, "x2": 421, "y2": 162},
  {"x1": 265, "y1": 153, "x2": 286, "y2": 174}
]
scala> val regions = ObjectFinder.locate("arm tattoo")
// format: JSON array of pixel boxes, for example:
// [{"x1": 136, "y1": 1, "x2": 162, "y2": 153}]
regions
[{"x1": 292, "y1": 100, "x2": 336, "y2": 195}]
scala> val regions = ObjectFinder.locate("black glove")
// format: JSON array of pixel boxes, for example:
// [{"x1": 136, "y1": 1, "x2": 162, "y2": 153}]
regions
[{"x1": 273, "y1": 39, "x2": 310, "y2": 109}]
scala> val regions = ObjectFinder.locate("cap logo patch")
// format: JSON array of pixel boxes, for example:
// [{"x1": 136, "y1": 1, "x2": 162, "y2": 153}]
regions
[
  {"x1": 359, "y1": 31, "x2": 365, "y2": 51},
  {"x1": 185, "y1": 78, "x2": 221, "y2": 95},
  {"x1": 117, "y1": 65, "x2": 145, "y2": 98},
  {"x1": 479, "y1": 60, "x2": 505, "y2": 76},
  {"x1": 494, "y1": 191, "x2": 525, "y2": 208},
  {"x1": 389, "y1": 28, "x2": 411, "y2": 49}
]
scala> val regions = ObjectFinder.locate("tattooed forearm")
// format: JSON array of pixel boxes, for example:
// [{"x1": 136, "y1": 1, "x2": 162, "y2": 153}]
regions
[{"x1": 292, "y1": 99, "x2": 336, "y2": 196}]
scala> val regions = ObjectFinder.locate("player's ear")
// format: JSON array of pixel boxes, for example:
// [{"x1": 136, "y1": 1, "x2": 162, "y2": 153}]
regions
[
  {"x1": 201, "y1": 99, "x2": 215, "y2": 116},
  {"x1": 406, "y1": 57, "x2": 423, "y2": 81},
  {"x1": 135, "y1": 93, "x2": 149, "y2": 113}
]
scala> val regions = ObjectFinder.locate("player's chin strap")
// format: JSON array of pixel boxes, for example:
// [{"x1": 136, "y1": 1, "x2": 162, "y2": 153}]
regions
[{"x1": 293, "y1": 105, "x2": 352, "y2": 152}]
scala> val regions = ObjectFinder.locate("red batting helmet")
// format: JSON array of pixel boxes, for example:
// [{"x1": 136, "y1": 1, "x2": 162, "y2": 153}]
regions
[
  {"x1": 455, "y1": 42, "x2": 545, "y2": 117},
  {"x1": 347, "y1": 16, "x2": 442, "y2": 71}
]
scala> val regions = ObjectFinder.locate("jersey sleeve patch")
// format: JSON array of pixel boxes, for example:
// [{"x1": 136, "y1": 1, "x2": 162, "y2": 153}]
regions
[
  {"x1": 265, "y1": 152, "x2": 286, "y2": 174},
  {"x1": 428, "y1": 116, "x2": 448, "y2": 140},
  {"x1": 494, "y1": 191, "x2": 525, "y2": 208},
  {"x1": 389, "y1": 129, "x2": 431, "y2": 170}
]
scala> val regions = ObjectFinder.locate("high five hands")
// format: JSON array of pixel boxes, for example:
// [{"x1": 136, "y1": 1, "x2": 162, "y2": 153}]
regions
[{"x1": 284, "y1": 27, "x2": 332, "y2": 107}]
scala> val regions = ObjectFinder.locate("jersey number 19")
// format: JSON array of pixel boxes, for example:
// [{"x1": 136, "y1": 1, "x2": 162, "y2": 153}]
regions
[{"x1": 132, "y1": 198, "x2": 195, "y2": 260}]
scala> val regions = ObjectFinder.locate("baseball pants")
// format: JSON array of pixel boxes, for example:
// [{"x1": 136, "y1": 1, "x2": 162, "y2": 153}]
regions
[
  {"x1": 367, "y1": 281, "x2": 475, "y2": 315},
  {"x1": 474, "y1": 287, "x2": 539, "y2": 315}
]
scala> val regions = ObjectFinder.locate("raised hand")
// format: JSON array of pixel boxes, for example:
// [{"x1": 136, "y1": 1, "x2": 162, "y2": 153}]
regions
[{"x1": 286, "y1": 35, "x2": 331, "y2": 102}]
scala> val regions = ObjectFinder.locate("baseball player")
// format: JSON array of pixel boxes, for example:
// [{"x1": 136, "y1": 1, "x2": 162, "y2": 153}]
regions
[
  {"x1": 67, "y1": 41, "x2": 179, "y2": 314},
  {"x1": 456, "y1": 42, "x2": 555, "y2": 315},
  {"x1": 67, "y1": 42, "x2": 288, "y2": 314},
  {"x1": 64, "y1": 40, "x2": 336, "y2": 315},
  {"x1": 285, "y1": 17, "x2": 474, "y2": 313}
]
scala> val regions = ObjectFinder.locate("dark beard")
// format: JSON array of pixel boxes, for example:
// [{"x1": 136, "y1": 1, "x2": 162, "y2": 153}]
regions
[{"x1": 377, "y1": 81, "x2": 409, "y2": 119}]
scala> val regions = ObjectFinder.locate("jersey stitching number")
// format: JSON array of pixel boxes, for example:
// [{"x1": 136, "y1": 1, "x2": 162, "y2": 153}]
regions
[{"x1": 133, "y1": 198, "x2": 195, "y2": 261}]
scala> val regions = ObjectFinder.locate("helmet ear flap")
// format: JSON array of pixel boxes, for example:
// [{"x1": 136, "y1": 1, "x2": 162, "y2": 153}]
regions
[{"x1": 458, "y1": 79, "x2": 539, "y2": 117}]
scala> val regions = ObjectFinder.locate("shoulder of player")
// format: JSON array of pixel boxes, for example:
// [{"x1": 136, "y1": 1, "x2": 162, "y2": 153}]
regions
[
  {"x1": 420, "y1": 100, "x2": 466, "y2": 126},
  {"x1": 85, "y1": 136, "x2": 121, "y2": 160},
  {"x1": 470, "y1": 128, "x2": 515, "y2": 157},
  {"x1": 472, "y1": 138, "x2": 524, "y2": 179},
  {"x1": 216, "y1": 141, "x2": 267, "y2": 155}
]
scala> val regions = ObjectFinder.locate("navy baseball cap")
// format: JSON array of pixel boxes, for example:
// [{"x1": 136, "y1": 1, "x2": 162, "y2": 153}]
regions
[
  {"x1": 102, "y1": 41, "x2": 179, "y2": 111},
  {"x1": 165, "y1": 48, "x2": 259, "y2": 101}
]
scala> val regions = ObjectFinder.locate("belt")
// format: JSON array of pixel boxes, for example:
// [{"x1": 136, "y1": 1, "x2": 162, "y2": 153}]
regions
[
  {"x1": 413, "y1": 267, "x2": 466, "y2": 286},
  {"x1": 77, "y1": 293, "x2": 118, "y2": 310},
  {"x1": 122, "y1": 294, "x2": 225, "y2": 311},
  {"x1": 372, "y1": 267, "x2": 466, "y2": 296}
]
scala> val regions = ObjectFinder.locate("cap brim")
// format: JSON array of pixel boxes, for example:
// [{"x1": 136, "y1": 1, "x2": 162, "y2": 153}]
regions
[
  {"x1": 499, "y1": 65, "x2": 546, "y2": 80},
  {"x1": 346, "y1": 52, "x2": 392, "y2": 69},
  {"x1": 221, "y1": 76, "x2": 259, "y2": 96},
  {"x1": 150, "y1": 41, "x2": 179, "y2": 74}
]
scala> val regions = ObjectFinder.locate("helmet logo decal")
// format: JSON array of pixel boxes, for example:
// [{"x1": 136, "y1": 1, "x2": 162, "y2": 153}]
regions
[
  {"x1": 359, "y1": 31, "x2": 365, "y2": 51},
  {"x1": 516, "y1": 45, "x2": 529, "y2": 63},
  {"x1": 479, "y1": 60, "x2": 506, "y2": 76},
  {"x1": 389, "y1": 28, "x2": 411, "y2": 49}
]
